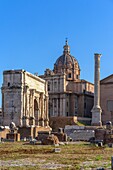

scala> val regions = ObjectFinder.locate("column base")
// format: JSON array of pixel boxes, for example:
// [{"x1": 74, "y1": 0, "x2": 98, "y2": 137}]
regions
[
  {"x1": 91, "y1": 122, "x2": 102, "y2": 126},
  {"x1": 91, "y1": 107, "x2": 102, "y2": 126}
]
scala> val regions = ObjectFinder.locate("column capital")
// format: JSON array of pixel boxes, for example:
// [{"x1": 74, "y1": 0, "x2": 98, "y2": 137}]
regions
[{"x1": 94, "y1": 53, "x2": 102, "y2": 57}]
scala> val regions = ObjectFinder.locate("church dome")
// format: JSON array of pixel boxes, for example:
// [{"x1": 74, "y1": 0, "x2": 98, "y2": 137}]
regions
[
  {"x1": 53, "y1": 40, "x2": 80, "y2": 80},
  {"x1": 55, "y1": 54, "x2": 79, "y2": 68}
]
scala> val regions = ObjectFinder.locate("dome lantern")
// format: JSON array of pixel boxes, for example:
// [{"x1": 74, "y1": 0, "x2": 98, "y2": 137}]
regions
[{"x1": 63, "y1": 38, "x2": 70, "y2": 55}]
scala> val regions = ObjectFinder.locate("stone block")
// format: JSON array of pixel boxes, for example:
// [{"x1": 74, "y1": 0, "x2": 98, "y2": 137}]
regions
[
  {"x1": 18, "y1": 126, "x2": 34, "y2": 139},
  {"x1": 66, "y1": 129, "x2": 95, "y2": 141},
  {"x1": 65, "y1": 125, "x2": 85, "y2": 130},
  {"x1": 108, "y1": 143, "x2": 113, "y2": 148},
  {"x1": 53, "y1": 148, "x2": 61, "y2": 153},
  {"x1": 41, "y1": 134, "x2": 59, "y2": 145},
  {"x1": 6, "y1": 133, "x2": 20, "y2": 141},
  {"x1": 52, "y1": 132, "x2": 67, "y2": 142},
  {"x1": 98, "y1": 142, "x2": 103, "y2": 147}
]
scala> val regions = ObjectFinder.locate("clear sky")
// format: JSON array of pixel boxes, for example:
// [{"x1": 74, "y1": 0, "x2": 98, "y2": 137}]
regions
[{"x1": 0, "y1": 0, "x2": 113, "y2": 107}]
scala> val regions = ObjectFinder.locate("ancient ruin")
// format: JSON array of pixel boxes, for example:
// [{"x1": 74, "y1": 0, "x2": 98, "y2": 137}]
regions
[
  {"x1": 1, "y1": 70, "x2": 49, "y2": 127},
  {"x1": 0, "y1": 41, "x2": 113, "y2": 144},
  {"x1": 91, "y1": 53, "x2": 102, "y2": 126},
  {"x1": 6, "y1": 122, "x2": 20, "y2": 141}
]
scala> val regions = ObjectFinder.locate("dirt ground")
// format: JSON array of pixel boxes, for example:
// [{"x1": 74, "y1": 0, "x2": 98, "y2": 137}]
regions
[{"x1": 0, "y1": 141, "x2": 112, "y2": 170}]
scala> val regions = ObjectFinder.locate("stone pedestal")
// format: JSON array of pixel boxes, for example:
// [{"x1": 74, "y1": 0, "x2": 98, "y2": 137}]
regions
[
  {"x1": 91, "y1": 107, "x2": 102, "y2": 126},
  {"x1": 91, "y1": 53, "x2": 102, "y2": 126},
  {"x1": 6, "y1": 122, "x2": 20, "y2": 141},
  {"x1": 6, "y1": 133, "x2": 20, "y2": 141},
  {"x1": 18, "y1": 126, "x2": 34, "y2": 139}
]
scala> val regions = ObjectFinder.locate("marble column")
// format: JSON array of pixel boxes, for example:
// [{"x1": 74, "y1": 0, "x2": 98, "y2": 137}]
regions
[
  {"x1": 45, "y1": 96, "x2": 49, "y2": 126},
  {"x1": 53, "y1": 99, "x2": 55, "y2": 116},
  {"x1": 56, "y1": 99, "x2": 58, "y2": 116},
  {"x1": 63, "y1": 98, "x2": 66, "y2": 116},
  {"x1": 40, "y1": 93, "x2": 44, "y2": 127},
  {"x1": 22, "y1": 86, "x2": 29, "y2": 127},
  {"x1": 91, "y1": 53, "x2": 102, "y2": 126},
  {"x1": 31, "y1": 90, "x2": 35, "y2": 126},
  {"x1": 37, "y1": 96, "x2": 40, "y2": 126},
  {"x1": 60, "y1": 99, "x2": 63, "y2": 116}
]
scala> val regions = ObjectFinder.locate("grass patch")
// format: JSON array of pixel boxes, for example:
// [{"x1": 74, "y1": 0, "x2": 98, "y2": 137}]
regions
[
  {"x1": 95, "y1": 155, "x2": 103, "y2": 161},
  {"x1": 0, "y1": 142, "x2": 112, "y2": 169}
]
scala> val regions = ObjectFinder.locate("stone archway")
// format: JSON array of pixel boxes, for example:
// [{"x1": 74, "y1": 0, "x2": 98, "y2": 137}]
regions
[{"x1": 34, "y1": 99, "x2": 39, "y2": 126}]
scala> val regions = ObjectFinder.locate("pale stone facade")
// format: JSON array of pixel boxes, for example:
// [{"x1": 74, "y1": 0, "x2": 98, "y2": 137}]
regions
[
  {"x1": 100, "y1": 74, "x2": 113, "y2": 124},
  {"x1": 1, "y1": 70, "x2": 49, "y2": 127},
  {"x1": 40, "y1": 40, "x2": 94, "y2": 118}
]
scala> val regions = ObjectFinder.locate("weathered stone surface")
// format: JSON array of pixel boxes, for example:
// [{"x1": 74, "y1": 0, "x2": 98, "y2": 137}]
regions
[
  {"x1": 64, "y1": 125, "x2": 95, "y2": 141},
  {"x1": 18, "y1": 126, "x2": 51, "y2": 139},
  {"x1": 91, "y1": 53, "x2": 102, "y2": 126},
  {"x1": 70, "y1": 130, "x2": 95, "y2": 141},
  {"x1": 41, "y1": 134, "x2": 59, "y2": 145},
  {"x1": 65, "y1": 125, "x2": 85, "y2": 130},
  {"x1": 52, "y1": 132, "x2": 67, "y2": 142},
  {"x1": 53, "y1": 148, "x2": 61, "y2": 153},
  {"x1": 95, "y1": 127, "x2": 113, "y2": 144},
  {"x1": 1, "y1": 70, "x2": 49, "y2": 127},
  {"x1": 6, "y1": 133, "x2": 20, "y2": 142},
  {"x1": 95, "y1": 128, "x2": 106, "y2": 141},
  {"x1": 0, "y1": 127, "x2": 10, "y2": 139}
]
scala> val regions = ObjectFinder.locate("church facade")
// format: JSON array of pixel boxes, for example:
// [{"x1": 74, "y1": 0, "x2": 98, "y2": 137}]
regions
[
  {"x1": 40, "y1": 40, "x2": 94, "y2": 118},
  {"x1": 1, "y1": 70, "x2": 49, "y2": 127}
]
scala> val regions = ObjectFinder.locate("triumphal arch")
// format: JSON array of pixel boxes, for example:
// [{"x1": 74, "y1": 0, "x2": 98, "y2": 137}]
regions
[{"x1": 1, "y1": 70, "x2": 49, "y2": 127}]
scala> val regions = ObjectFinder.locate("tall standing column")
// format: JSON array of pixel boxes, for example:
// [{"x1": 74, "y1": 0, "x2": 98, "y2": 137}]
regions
[
  {"x1": 63, "y1": 98, "x2": 66, "y2": 116},
  {"x1": 45, "y1": 96, "x2": 49, "y2": 126},
  {"x1": 56, "y1": 99, "x2": 58, "y2": 116},
  {"x1": 31, "y1": 90, "x2": 35, "y2": 126},
  {"x1": 91, "y1": 53, "x2": 102, "y2": 126},
  {"x1": 40, "y1": 93, "x2": 44, "y2": 126},
  {"x1": 60, "y1": 99, "x2": 63, "y2": 116}
]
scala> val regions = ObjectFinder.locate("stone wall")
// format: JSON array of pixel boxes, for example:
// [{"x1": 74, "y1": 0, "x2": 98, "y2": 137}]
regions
[
  {"x1": 95, "y1": 127, "x2": 113, "y2": 144},
  {"x1": 64, "y1": 125, "x2": 95, "y2": 141},
  {"x1": 18, "y1": 126, "x2": 51, "y2": 139}
]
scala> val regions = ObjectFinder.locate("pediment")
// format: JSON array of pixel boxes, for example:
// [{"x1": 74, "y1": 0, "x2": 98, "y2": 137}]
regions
[{"x1": 101, "y1": 74, "x2": 113, "y2": 84}]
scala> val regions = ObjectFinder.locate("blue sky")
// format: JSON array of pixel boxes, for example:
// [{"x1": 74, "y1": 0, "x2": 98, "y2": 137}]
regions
[{"x1": 0, "y1": 0, "x2": 113, "y2": 106}]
